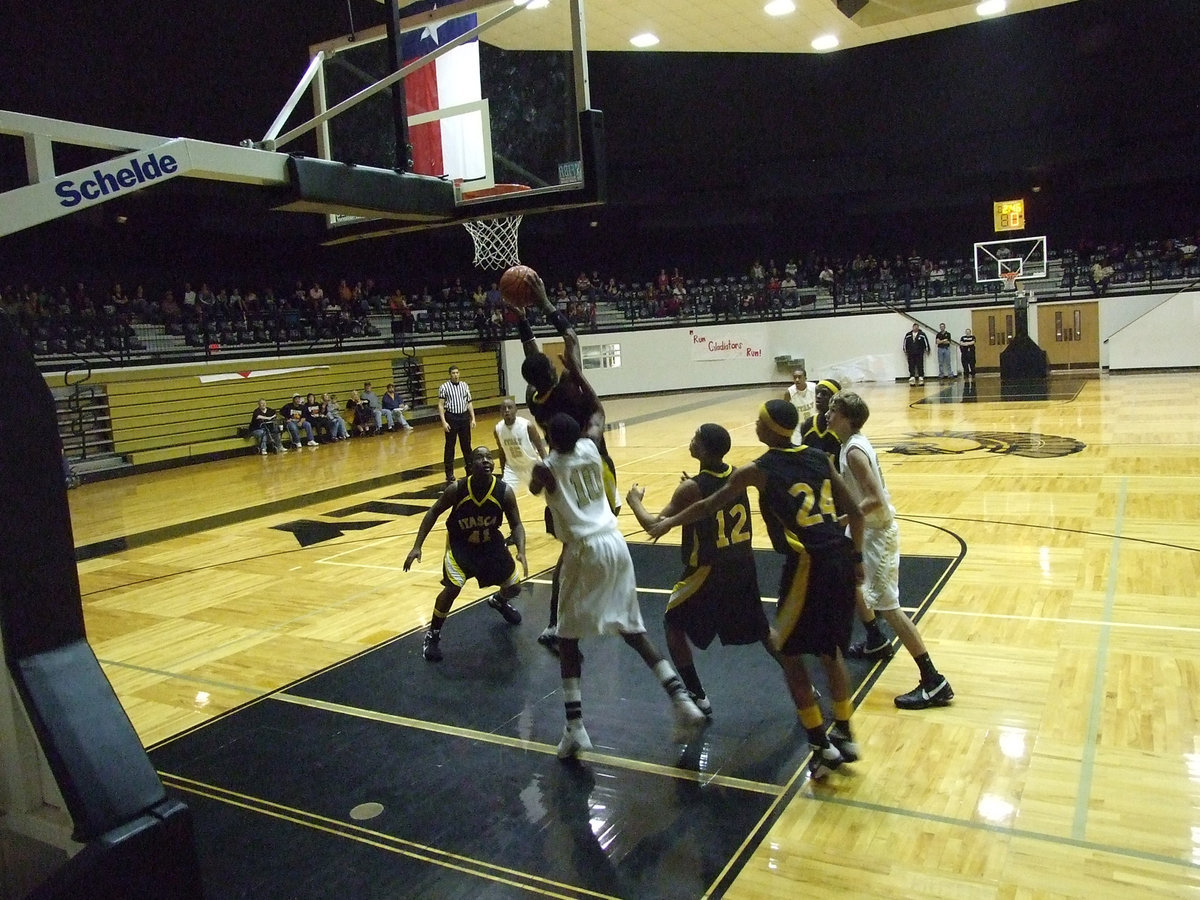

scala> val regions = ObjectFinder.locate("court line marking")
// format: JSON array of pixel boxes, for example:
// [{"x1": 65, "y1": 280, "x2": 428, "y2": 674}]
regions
[
  {"x1": 157, "y1": 773, "x2": 615, "y2": 900},
  {"x1": 933, "y1": 609, "x2": 1200, "y2": 634},
  {"x1": 1074, "y1": 476, "x2": 1126, "y2": 840},
  {"x1": 273, "y1": 692, "x2": 783, "y2": 797}
]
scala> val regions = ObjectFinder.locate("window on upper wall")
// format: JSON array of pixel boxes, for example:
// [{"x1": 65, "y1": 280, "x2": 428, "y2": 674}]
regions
[{"x1": 580, "y1": 343, "x2": 621, "y2": 369}]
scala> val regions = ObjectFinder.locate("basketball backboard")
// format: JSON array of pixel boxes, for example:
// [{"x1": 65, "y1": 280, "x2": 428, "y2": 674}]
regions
[
  {"x1": 973, "y1": 235, "x2": 1048, "y2": 283},
  {"x1": 264, "y1": 0, "x2": 604, "y2": 243}
]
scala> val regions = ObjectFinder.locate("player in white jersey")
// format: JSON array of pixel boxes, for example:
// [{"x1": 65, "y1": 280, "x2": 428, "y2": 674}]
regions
[
  {"x1": 530, "y1": 413, "x2": 705, "y2": 759},
  {"x1": 826, "y1": 391, "x2": 954, "y2": 710},
  {"x1": 493, "y1": 396, "x2": 546, "y2": 489},
  {"x1": 784, "y1": 367, "x2": 816, "y2": 444}
]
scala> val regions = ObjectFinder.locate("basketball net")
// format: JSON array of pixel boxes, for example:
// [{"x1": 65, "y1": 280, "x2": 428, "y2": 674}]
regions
[
  {"x1": 462, "y1": 215, "x2": 524, "y2": 269},
  {"x1": 1000, "y1": 271, "x2": 1020, "y2": 292}
]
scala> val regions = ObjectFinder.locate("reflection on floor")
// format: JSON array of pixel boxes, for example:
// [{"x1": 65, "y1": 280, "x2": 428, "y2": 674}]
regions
[{"x1": 915, "y1": 373, "x2": 1093, "y2": 404}]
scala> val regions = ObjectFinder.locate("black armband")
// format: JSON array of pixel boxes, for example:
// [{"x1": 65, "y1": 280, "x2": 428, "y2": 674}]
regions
[
  {"x1": 548, "y1": 310, "x2": 571, "y2": 335},
  {"x1": 517, "y1": 318, "x2": 535, "y2": 343}
]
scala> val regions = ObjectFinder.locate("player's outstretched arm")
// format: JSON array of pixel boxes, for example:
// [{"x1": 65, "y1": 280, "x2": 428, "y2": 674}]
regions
[
  {"x1": 530, "y1": 460, "x2": 557, "y2": 496},
  {"x1": 626, "y1": 479, "x2": 700, "y2": 532},
  {"x1": 529, "y1": 423, "x2": 548, "y2": 460},
  {"x1": 404, "y1": 490, "x2": 454, "y2": 570},
  {"x1": 501, "y1": 486, "x2": 528, "y2": 577},
  {"x1": 648, "y1": 465, "x2": 760, "y2": 538}
]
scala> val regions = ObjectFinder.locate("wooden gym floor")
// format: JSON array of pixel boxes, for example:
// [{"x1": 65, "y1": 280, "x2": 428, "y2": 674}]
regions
[{"x1": 68, "y1": 373, "x2": 1200, "y2": 898}]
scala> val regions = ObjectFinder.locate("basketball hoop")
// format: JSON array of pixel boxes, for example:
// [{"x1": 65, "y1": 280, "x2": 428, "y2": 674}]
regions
[
  {"x1": 458, "y1": 183, "x2": 531, "y2": 269},
  {"x1": 1000, "y1": 271, "x2": 1020, "y2": 292}
]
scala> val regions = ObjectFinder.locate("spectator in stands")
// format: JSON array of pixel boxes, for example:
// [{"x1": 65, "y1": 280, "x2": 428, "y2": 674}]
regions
[
  {"x1": 1090, "y1": 259, "x2": 1115, "y2": 296},
  {"x1": 248, "y1": 399, "x2": 285, "y2": 454},
  {"x1": 819, "y1": 264, "x2": 835, "y2": 295},
  {"x1": 160, "y1": 290, "x2": 182, "y2": 327},
  {"x1": 181, "y1": 283, "x2": 197, "y2": 319},
  {"x1": 360, "y1": 381, "x2": 387, "y2": 431},
  {"x1": 322, "y1": 392, "x2": 349, "y2": 441},
  {"x1": 1180, "y1": 238, "x2": 1198, "y2": 276},
  {"x1": 381, "y1": 383, "x2": 413, "y2": 431},
  {"x1": 780, "y1": 272, "x2": 798, "y2": 306},
  {"x1": 390, "y1": 290, "x2": 415, "y2": 334},
  {"x1": 196, "y1": 283, "x2": 216, "y2": 318},
  {"x1": 304, "y1": 392, "x2": 334, "y2": 442},
  {"x1": 346, "y1": 390, "x2": 377, "y2": 437},
  {"x1": 130, "y1": 285, "x2": 149, "y2": 320},
  {"x1": 281, "y1": 394, "x2": 318, "y2": 447}
]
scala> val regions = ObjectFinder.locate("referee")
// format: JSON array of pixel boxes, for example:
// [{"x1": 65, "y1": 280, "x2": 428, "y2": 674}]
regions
[{"x1": 438, "y1": 365, "x2": 475, "y2": 483}]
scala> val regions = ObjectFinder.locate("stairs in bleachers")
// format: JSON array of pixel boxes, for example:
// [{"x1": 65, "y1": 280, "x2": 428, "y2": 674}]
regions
[{"x1": 53, "y1": 384, "x2": 132, "y2": 480}]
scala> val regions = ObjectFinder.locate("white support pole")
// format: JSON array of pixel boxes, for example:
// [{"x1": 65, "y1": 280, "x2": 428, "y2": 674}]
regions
[
  {"x1": 262, "y1": 50, "x2": 326, "y2": 146},
  {"x1": 571, "y1": 0, "x2": 592, "y2": 113},
  {"x1": 22, "y1": 134, "x2": 55, "y2": 184}
]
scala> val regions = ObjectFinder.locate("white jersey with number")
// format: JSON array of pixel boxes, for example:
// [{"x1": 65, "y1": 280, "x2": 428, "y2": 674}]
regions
[
  {"x1": 543, "y1": 438, "x2": 618, "y2": 542},
  {"x1": 542, "y1": 437, "x2": 644, "y2": 637},
  {"x1": 494, "y1": 416, "x2": 540, "y2": 487},
  {"x1": 787, "y1": 383, "x2": 816, "y2": 443}
]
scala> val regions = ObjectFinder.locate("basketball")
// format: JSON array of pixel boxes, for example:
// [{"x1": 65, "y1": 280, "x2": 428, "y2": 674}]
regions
[{"x1": 500, "y1": 265, "x2": 540, "y2": 308}]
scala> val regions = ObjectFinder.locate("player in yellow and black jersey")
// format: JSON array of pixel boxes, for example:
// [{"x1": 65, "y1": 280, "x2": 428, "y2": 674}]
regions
[
  {"x1": 649, "y1": 400, "x2": 866, "y2": 781},
  {"x1": 798, "y1": 378, "x2": 843, "y2": 467},
  {"x1": 627, "y1": 424, "x2": 775, "y2": 722},
  {"x1": 405, "y1": 447, "x2": 527, "y2": 662}
]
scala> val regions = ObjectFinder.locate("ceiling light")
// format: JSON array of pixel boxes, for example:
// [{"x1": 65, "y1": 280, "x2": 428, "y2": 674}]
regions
[
  {"x1": 811, "y1": 34, "x2": 839, "y2": 51},
  {"x1": 764, "y1": 0, "x2": 795, "y2": 15},
  {"x1": 630, "y1": 33, "x2": 659, "y2": 48},
  {"x1": 976, "y1": 0, "x2": 1006, "y2": 15},
  {"x1": 525, "y1": 0, "x2": 549, "y2": 8}
]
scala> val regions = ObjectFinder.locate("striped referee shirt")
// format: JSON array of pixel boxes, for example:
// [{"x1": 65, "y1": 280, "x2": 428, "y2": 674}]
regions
[{"x1": 438, "y1": 378, "x2": 472, "y2": 415}]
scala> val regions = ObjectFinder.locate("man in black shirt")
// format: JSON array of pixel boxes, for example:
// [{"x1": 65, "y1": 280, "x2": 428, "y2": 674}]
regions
[{"x1": 248, "y1": 399, "x2": 285, "y2": 454}]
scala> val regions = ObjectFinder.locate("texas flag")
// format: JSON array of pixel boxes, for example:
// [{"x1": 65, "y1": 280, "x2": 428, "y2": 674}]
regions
[{"x1": 402, "y1": 9, "x2": 486, "y2": 182}]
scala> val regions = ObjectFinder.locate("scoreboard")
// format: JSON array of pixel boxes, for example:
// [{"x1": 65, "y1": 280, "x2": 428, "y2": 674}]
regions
[{"x1": 994, "y1": 199, "x2": 1025, "y2": 232}]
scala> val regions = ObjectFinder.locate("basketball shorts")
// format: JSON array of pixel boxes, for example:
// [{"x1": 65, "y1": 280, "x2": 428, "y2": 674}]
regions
[
  {"x1": 860, "y1": 520, "x2": 901, "y2": 612},
  {"x1": 774, "y1": 541, "x2": 857, "y2": 657},
  {"x1": 665, "y1": 561, "x2": 768, "y2": 650},
  {"x1": 555, "y1": 529, "x2": 645, "y2": 639},
  {"x1": 442, "y1": 540, "x2": 518, "y2": 591}
]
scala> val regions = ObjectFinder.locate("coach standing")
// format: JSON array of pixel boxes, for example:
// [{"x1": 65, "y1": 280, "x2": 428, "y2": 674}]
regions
[{"x1": 438, "y1": 365, "x2": 475, "y2": 484}]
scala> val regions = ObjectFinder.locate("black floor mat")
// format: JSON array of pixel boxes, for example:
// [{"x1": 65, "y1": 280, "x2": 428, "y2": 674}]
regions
[{"x1": 150, "y1": 543, "x2": 956, "y2": 899}]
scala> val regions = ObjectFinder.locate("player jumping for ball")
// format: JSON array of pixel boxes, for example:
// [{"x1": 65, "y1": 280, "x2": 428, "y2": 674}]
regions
[{"x1": 504, "y1": 267, "x2": 621, "y2": 655}]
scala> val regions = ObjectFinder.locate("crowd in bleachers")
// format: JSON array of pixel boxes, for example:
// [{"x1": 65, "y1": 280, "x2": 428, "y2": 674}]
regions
[
  {"x1": 1059, "y1": 237, "x2": 1199, "y2": 295},
  {"x1": 5, "y1": 233, "x2": 1196, "y2": 358}
]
